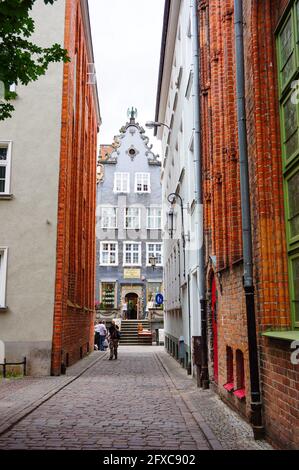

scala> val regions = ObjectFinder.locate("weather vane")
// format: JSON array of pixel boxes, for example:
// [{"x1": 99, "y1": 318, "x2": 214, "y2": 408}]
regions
[{"x1": 127, "y1": 107, "x2": 138, "y2": 120}]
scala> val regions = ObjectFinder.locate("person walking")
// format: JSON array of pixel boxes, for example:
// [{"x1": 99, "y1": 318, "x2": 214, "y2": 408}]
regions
[
  {"x1": 98, "y1": 320, "x2": 107, "y2": 351},
  {"x1": 108, "y1": 320, "x2": 120, "y2": 360},
  {"x1": 94, "y1": 321, "x2": 101, "y2": 350}
]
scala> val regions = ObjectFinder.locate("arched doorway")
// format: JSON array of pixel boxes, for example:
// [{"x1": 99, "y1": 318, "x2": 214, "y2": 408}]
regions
[
  {"x1": 211, "y1": 275, "x2": 218, "y2": 383},
  {"x1": 125, "y1": 293, "x2": 138, "y2": 319}
]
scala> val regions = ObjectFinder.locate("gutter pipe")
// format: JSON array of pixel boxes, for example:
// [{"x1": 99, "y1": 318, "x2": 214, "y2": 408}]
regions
[
  {"x1": 192, "y1": 0, "x2": 209, "y2": 389},
  {"x1": 234, "y1": 0, "x2": 264, "y2": 439}
]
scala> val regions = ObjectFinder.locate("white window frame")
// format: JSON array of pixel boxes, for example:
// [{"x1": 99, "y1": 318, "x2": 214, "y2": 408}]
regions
[
  {"x1": 100, "y1": 206, "x2": 118, "y2": 229},
  {"x1": 146, "y1": 243, "x2": 163, "y2": 267},
  {"x1": 124, "y1": 207, "x2": 141, "y2": 229},
  {"x1": 99, "y1": 241, "x2": 118, "y2": 266},
  {"x1": 147, "y1": 207, "x2": 162, "y2": 229},
  {"x1": 113, "y1": 172, "x2": 130, "y2": 193},
  {"x1": 134, "y1": 172, "x2": 151, "y2": 193},
  {"x1": 0, "y1": 141, "x2": 12, "y2": 195},
  {"x1": 123, "y1": 242, "x2": 142, "y2": 266},
  {"x1": 0, "y1": 248, "x2": 8, "y2": 308}
]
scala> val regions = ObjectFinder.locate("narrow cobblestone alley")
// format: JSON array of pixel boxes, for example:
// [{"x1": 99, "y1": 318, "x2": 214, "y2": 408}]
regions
[{"x1": 0, "y1": 347, "x2": 272, "y2": 451}]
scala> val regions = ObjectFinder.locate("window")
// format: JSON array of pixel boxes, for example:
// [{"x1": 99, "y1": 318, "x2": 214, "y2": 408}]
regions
[
  {"x1": 0, "y1": 142, "x2": 12, "y2": 195},
  {"x1": 185, "y1": 71, "x2": 193, "y2": 99},
  {"x1": 146, "y1": 243, "x2": 163, "y2": 266},
  {"x1": 224, "y1": 346, "x2": 234, "y2": 392},
  {"x1": 0, "y1": 248, "x2": 8, "y2": 308},
  {"x1": 113, "y1": 172, "x2": 130, "y2": 193},
  {"x1": 147, "y1": 207, "x2": 162, "y2": 229},
  {"x1": 125, "y1": 207, "x2": 141, "y2": 229},
  {"x1": 101, "y1": 207, "x2": 117, "y2": 229},
  {"x1": 123, "y1": 242, "x2": 141, "y2": 266},
  {"x1": 235, "y1": 350, "x2": 245, "y2": 394},
  {"x1": 277, "y1": 2, "x2": 299, "y2": 327},
  {"x1": 135, "y1": 173, "x2": 150, "y2": 193},
  {"x1": 100, "y1": 282, "x2": 116, "y2": 309},
  {"x1": 290, "y1": 253, "x2": 299, "y2": 324},
  {"x1": 100, "y1": 242, "x2": 118, "y2": 266}
]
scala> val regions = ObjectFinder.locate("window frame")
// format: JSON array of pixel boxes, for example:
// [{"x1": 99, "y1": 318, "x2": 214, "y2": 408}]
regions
[
  {"x1": 100, "y1": 206, "x2": 118, "y2": 229},
  {"x1": 280, "y1": 89, "x2": 299, "y2": 170},
  {"x1": 146, "y1": 242, "x2": 163, "y2": 267},
  {"x1": 0, "y1": 141, "x2": 12, "y2": 195},
  {"x1": 99, "y1": 241, "x2": 118, "y2": 266},
  {"x1": 0, "y1": 247, "x2": 8, "y2": 308},
  {"x1": 277, "y1": 11, "x2": 297, "y2": 96},
  {"x1": 134, "y1": 172, "x2": 151, "y2": 193},
  {"x1": 289, "y1": 251, "x2": 299, "y2": 328},
  {"x1": 147, "y1": 206, "x2": 162, "y2": 230},
  {"x1": 277, "y1": 1, "x2": 299, "y2": 330},
  {"x1": 124, "y1": 207, "x2": 141, "y2": 230},
  {"x1": 284, "y1": 165, "x2": 299, "y2": 247},
  {"x1": 123, "y1": 241, "x2": 142, "y2": 267},
  {"x1": 113, "y1": 172, "x2": 130, "y2": 193}
]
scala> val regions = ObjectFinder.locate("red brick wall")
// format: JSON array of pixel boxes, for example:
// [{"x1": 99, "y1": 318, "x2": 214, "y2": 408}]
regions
[
  {"x1": 200, "y1": 0, "x2": 299, "y2": 449},
  {"x1": 244, "y1": 0, "x2": 298, "y2": 449},
  {"x1": 51, "y1": 0, "x2": 98, "y2": 375},
  {"x1": 200, "y1": 0, "x2": 250, "y2": 417}
]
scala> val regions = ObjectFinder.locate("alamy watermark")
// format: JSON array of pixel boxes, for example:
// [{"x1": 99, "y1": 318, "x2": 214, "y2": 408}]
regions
[{"x1": 290, "y1": 340, "x2": 299, "y2": 365}]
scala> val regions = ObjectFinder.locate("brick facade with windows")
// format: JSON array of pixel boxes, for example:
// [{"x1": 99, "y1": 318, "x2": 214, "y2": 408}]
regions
[
  {"x1": 51, "y1": 0, "x2": 101, "y2": 375},
  {"x1": 199, "y1": 0, "x2": 299, "y2": 449}
]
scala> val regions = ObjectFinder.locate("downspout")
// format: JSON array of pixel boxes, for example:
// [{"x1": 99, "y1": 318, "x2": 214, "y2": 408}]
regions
[
  {"x1": 191, "y1": 0, "x2": 209, "y2": 389},
  {"x1": 234, "y1": 0, "x2": 264, "y2": 439}
]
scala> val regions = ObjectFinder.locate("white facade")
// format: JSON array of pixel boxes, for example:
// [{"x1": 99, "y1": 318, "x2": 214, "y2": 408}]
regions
[
  {"x1": 0, "y1": 1, "x2": 66, "y2": 376},
  {"x1": 156, "y1": 0, "x2": 201, "y2": 367}
]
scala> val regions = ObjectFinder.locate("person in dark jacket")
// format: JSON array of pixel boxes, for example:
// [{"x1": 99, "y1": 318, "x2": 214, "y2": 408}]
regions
[{"x1": 108, "y1": 321, "x2": 120, "y2": 360}]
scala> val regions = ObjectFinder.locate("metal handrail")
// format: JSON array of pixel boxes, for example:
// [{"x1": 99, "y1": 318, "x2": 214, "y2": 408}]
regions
[{"x1": 0, "y1": 357, "x2": 27, "y2": 378}]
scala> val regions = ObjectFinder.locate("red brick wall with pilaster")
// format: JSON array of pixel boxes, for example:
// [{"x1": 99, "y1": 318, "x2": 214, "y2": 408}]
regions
[
  {"x1": 51, "y1": 0, "x2": 98, "y2": 375},
  {"x1": 200, "y1": 0, "x2": 250, "y2": 417},
  {"x1": 244, "y1": 0, "x2": 299, "y2": 449},
  {"x1": 200, "y1": 0, "x2": 299, "y2": 449}
]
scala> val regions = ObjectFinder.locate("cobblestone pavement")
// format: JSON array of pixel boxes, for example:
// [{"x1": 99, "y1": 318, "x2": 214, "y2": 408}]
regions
[
  {"x1": 0, "y1": 352, "x2": 106, "y2": 435},
  {"x1": 0, "y1": 347, "x2": 273, "y2": 450},
  {"x1": 157, "y1": 350, "x2": 273, "y2": 450},
  {"x1": 0, "y1": 347, "x2": 210, "y2": 450}
]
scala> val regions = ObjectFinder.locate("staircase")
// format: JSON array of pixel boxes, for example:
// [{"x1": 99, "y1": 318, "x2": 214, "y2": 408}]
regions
[{"x1": 120, "y1": 320, "x2": 152, "y2": 346}]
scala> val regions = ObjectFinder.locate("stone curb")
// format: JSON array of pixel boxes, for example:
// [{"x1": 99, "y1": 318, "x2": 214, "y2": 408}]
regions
[
  {"x1": 0, "y1": 352, "x2": 108, "y2": 437},
  {"x1": 155, "y1": 351, "x2": 223, "y2": 451}
]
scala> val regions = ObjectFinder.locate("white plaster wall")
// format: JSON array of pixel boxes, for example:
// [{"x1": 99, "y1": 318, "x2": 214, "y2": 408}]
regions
[
  {"x1": 0, "y1": 0, "x2": 65, "y2": 375},
  {"x1": 160, "y1": 0, "x2": 201, "y2": 348}
]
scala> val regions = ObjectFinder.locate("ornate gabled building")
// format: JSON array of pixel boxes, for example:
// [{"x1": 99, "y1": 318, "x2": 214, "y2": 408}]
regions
[{"x1": 96, "y1": 109, "x2": 164, "y2": 335}]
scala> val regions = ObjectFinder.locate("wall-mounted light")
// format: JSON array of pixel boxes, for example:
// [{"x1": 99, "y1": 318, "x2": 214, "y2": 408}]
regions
[
  {"x1": 167, "y1": 207, "x2": 174, "y2": 239},
  {"x1": 145, "y1": 121, "x2": 171, "y2": 131}
]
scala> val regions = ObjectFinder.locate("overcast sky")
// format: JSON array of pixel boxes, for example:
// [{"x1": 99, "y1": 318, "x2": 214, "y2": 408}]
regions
[{"x1": 89, "y1": 0, "x2": 164, "y2": 155}]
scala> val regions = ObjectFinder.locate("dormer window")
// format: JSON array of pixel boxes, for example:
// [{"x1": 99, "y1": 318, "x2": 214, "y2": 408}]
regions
[{"x1": 135, "y1": 173, "x2": 150, "y2": 193}]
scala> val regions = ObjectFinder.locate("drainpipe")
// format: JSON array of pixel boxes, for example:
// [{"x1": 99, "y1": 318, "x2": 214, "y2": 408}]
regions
[
  {"x1": 234, "y1": 0, "x2": 264, "y2": 439},
  {"x1": 192, "y1": 0, "x2": 209, "y2": 389}
]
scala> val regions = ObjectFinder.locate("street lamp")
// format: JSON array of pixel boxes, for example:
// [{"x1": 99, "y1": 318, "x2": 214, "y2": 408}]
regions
[
  {"x1": 145, "y1": 121, "x2": 171, "y2": 131},
  {"x1": 167, "y1": 206, "x2": 175, "y2": 239}
]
